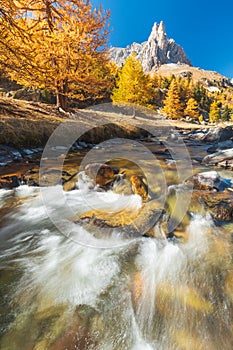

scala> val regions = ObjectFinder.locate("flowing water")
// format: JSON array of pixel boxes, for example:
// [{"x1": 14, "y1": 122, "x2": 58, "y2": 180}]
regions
[{"x1": 0, "y1": 140, "x2": 233, "y2": 350}]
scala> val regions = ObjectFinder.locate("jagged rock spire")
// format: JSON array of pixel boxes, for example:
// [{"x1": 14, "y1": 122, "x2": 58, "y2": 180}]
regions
[{"x1": 109, "y1": 21, "x2": 191, "y2": 72}]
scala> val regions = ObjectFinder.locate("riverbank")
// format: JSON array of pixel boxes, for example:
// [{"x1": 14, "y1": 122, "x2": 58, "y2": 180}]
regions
[
  {"x1": 1, "y1": 97, "x2": 233, "y2": 187},
  {"x1": 1, "y1": 96, "x2": 225, "y2": 149}
]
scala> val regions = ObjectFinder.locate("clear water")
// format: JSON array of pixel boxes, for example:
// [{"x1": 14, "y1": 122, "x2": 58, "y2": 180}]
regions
[
  {"x1": 0, "y1": 182, "x2": 233, "y2": 350},
  {"x1": 1, "y1": 136, "x2": 233, "y2": 350}
]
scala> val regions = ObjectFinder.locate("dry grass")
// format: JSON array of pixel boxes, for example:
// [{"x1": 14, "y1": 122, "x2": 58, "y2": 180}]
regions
[
  {"x1": 0, "y1": 97, "x2": 224, "y2": 148},
  {"x1": 0, "y1": 97, "x2": 66, "y2": 147}
]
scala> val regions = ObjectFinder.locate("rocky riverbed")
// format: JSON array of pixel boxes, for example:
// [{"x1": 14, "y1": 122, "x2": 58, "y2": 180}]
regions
[
  {"x1": 1, "y1": 122, "x2": 233, "y2": 349},
  {"x1": 1, "y1": 125, "x2": 233, "y2": 236}
]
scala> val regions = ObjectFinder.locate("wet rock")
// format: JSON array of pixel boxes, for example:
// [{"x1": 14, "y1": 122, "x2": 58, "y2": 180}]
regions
[
  {"x1": 183, "y1": 130, "x2": 206, "y2": 141},
  {"x1": 63, "y1": 173, "x2": 79, "y2": 191},
  {"x1": 185, "y1": 171, "x2": 232, "y2": 191},
  {"x1": 130, "y1": 175, "x2": 148, "y2": 201},
  {"x1": 11, "y1": 175, "x2": 21, "y2": 188},
  {"x1": 202, "y1": 148, "x2": 233, "y2": 166},
  {"x1": 200, "y1": 126, "x2": 233, "y2": 143},
  {"x1": 191, "y1": 191, "x2": 233, "y2": 222},
  {"x1": 217, "y1": 159, "x2": 233, "y2": 170},
  {"x1": 207, "y1": 140, "x2": 233, "y2": 153},
  {"x1": 124, "y1": 204, "x2": 165, "y2": 237},
  {"x1": 22, "y1": 149, "x2": 34, "y2": 156},
  {"x1": 63, "y1": 171, "x2": 95, "y2": 192},
  {"x1": 0, "y1": 145, "x2": 22, "y2": 166},
  {"x1": 111, "y1": 171, "x2": 149, "y2": 201},
  {"x1": 0, "y1": 174, "x2": 21, "y2": 189},
  {"x1": 77, "y1": 199, "x2": 165, "y2": 237},
  {"x1": 85, "y1": 163, "x2": 116, "y2": 187}
]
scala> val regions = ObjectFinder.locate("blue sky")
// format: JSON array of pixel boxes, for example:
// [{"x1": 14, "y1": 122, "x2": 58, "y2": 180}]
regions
[{"x1": 92, "y1": 0, "x2": 233, "y2": 78}]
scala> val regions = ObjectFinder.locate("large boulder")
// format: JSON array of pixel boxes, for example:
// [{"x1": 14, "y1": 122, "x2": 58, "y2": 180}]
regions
[
  {"x1": 0, "y1": 174, "x2": 21, "y2": 189},
  {"x1": 202, "y1": 148, "x2": 233, "y2": 166},
  {"x1": 200, "y1": 126, "x2": 233, "y2": 143},
  {"x1": 130, "y1": 175, "x2": 148, "y2": 201},
  {"x1": 76, "y1": 199, "x2": 165, "y2": 237},
  {"x1": 207, "y1": 140, "x2": 233, "y2": 153},
  {"x1": 191, "y1": 191, "x2": 233, "y2": 222},
  {"x1": 185, "y1": 171, "x2": 231, "y2": 191}
]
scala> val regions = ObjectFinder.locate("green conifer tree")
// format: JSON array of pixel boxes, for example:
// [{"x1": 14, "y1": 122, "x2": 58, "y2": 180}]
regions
[
  {"x1": 193, "y1": 83, "x2": 210, "y2": 111},
  {"x1": 221, "y1": 105, "x2": 231, "y2": 121}
]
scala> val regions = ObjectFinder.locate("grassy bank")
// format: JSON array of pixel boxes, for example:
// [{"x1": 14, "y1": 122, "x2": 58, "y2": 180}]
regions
[{"x1": 0, "y1": 97, "x2": 221, "y2": 149}]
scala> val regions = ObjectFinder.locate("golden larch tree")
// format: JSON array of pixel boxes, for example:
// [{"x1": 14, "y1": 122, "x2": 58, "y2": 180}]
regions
[
  {"x1": 111, "y1": 54, "x2": 154, "y2": 108},
  {"x1": 162, "y1": 79, "x2": 183, "y2": 119},
  {"x1": 0, "y1": 0, "x2": 112, "y2": 110},
  {"x1": 209, "y1": 100, "x2": 221, "y2": 123},
  {"x1": 184, "y1": 97, "x2": 200, "y2": 119}
]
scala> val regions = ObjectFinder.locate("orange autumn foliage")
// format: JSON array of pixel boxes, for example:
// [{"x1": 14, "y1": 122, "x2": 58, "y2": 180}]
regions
[{"x1": 0, "y1": 1, "x2": 113, "y2": 109}]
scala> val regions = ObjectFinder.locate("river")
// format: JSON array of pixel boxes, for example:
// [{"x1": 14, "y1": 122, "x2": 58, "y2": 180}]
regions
[{"x1": 0, "y1": 137, "x2": 233, "y2": 350}]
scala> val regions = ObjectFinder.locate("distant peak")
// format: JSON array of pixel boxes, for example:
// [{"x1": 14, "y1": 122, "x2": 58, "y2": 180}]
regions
[
  {"x1": 151, "y1": 22, "x2": 159, "y2": 33},
  {"x1": 149, "y1": 21, "x2": 166, "y2": 42},
  {"x1": 158, "y1": 21, "x2": 165, "y2": 33},
  {"x1": 109, "y1": 20, "x2": 191, "y2": 71}
]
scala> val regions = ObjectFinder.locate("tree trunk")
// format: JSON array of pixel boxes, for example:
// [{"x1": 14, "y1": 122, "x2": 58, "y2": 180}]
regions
[
  {"x1": 56, "y1": 92, "x2": 67, "y2": 111},
  {"x1": 56, "y1": 80, "x2": 68, "y2": 111},
  {"x1": 132, "y1": 105, "x2": 136, "y2": 119}
]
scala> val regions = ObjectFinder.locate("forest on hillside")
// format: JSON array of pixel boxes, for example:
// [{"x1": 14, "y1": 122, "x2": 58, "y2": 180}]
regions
[{"x1": 0, "y1": 0, "x2": 233, "y2": 122}]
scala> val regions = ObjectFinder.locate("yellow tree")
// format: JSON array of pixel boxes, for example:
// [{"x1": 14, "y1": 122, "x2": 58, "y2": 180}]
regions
[
  {"x1": 209, "y1": 100, "x2": 221, "y2": 123},
  {"x1": 0, "y1": 1, "x2": 112, "y2": 110},
  {"x1": 184, "y1": 97, "x2": 200, "y2": 119},
  {"x1": 162, "y1": 79, "x2": 183, "y2": 119},
  {"x1": 111, "y1": 54, "x2": 154, "y2": 108}
]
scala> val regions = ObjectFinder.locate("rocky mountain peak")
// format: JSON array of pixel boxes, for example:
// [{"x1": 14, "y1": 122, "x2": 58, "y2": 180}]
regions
[
  {"x1": 150, "y1": 21, "x2": 166, "y2": 38},
  {"x1": 109, "y1": 21, "x2": 191, "y2": 72}
]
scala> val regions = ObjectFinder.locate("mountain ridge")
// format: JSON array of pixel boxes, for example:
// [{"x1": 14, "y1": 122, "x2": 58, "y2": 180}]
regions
[{"x1": 109, "y1": 21, "x2": 191, "y2": 72}]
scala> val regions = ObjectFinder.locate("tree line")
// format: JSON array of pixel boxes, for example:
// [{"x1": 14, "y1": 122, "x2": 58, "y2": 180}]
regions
[
  {"x1": 112, "y1": 54, "x2": 233, "y2": 122},
  {"x1": 0, "y1": 1, "x2": 232, "y2": 122}
]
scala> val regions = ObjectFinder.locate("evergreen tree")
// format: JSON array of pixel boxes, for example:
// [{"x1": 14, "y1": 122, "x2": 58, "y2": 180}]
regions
[
  {"x1": 111, "y1": 54, "x2": 154, "y2": 107},
  {"x1": 184, "y1": 98, "x2": 200, "y2": 119},
  {"x1": 162, "y1": 79, "x2": 183, "y2": 119},
  {"x1": 221, "y1": 105, "x2": 231, "y2": 121},
  {"x1": 209, "y1": 101, "x2": 221, "y2": 123},
  {"x1": 193, "y1": 83, "x2": 210, "y2": 111}
]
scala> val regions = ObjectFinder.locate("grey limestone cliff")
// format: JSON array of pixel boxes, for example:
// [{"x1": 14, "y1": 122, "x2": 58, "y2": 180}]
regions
[{"x1": 109, "y1": 21, "x2": 191, "y2": 72}]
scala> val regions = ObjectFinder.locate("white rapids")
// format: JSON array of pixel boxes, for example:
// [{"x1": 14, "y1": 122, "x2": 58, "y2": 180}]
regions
[{"x1": 0, "y1": 183, "x2": 233, "y2": 350}]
